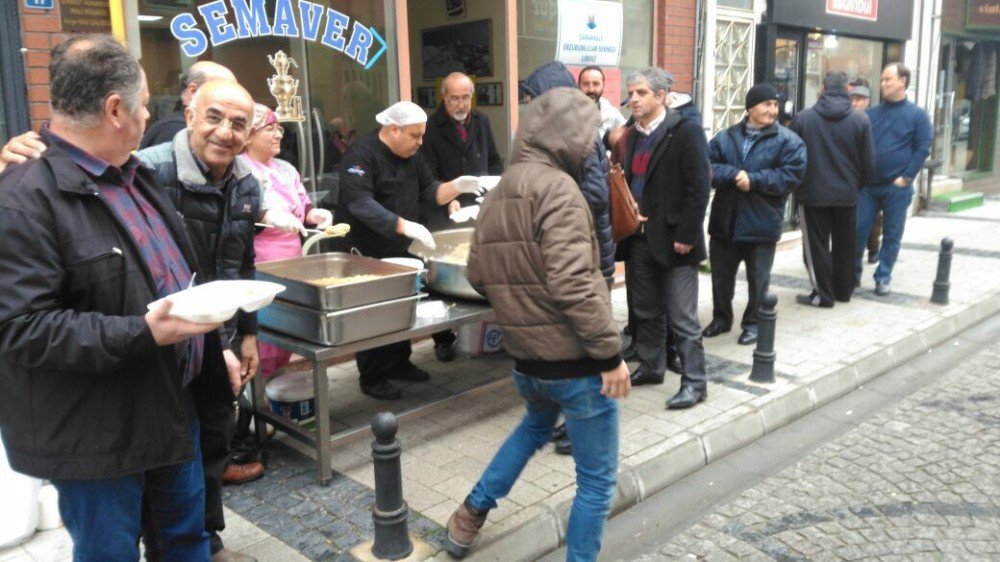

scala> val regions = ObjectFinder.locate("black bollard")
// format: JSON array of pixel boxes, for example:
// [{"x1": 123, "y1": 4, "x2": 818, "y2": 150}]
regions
[
  {"x1": 931, "y1": 237, "x2": 953, "y2": 305},
  {"x1": 749, "y1": 293, "x2": 778, "y2": 384},
  {"x1": 370, "y1": 412, "x2": 413, "y2": 560}
]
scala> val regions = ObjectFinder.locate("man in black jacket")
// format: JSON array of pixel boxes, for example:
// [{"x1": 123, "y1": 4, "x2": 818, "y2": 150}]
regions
[
  {"x1": 0, "y1": 35, "x2": 223, "y2": 561},
  {"x1": 789, "y1": 72, "x2": 875, "y2": 307},
  {"x1": 419, "y1": 71, "x2": 503, "y2": 362},
  {"x1": 621, "y1": 66, "x2": 711, "y2": 409}
]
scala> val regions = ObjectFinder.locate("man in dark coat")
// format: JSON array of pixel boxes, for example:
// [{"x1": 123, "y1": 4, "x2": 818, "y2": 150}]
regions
[
  {"x1": 789, "y1": 71, "x2": 875, "y2": 307},
  {"x1": 621, "y1": 66, "x2": 711, "y2": 410},
  {"x1": 419, "y1": 71, "x2": 503, "y2": 362},
  {"x1": 0, "y1": 35, "x2": 223, "y2": 560},
  {"x1": 704, "y1": 83, "x2": 807, "y2": 345}
]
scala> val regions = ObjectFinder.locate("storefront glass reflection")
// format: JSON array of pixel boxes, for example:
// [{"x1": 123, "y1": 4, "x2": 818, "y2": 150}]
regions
[
  {"x1": 135, "y1": 0, "x2": 390, "y2": 200},
  {"x1": 803, "y1": 33, "x2": 883, "y2": 109}
]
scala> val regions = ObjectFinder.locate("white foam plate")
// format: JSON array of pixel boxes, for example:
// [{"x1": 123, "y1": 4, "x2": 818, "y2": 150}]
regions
[
  {"x1": 148, "y1": 280, "x2": 286, "y2": 324},
  {"x1": 449, "y1": 205, "x2": 480, "y2": 223},
  {"x1": 478, "y1": 176, "x2": 501, "y2": 190}
]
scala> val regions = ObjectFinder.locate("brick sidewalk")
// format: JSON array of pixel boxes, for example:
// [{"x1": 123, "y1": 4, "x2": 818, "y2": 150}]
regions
[{"x1": 6, "y1": 199, "x2": 1000, "y2": 561}]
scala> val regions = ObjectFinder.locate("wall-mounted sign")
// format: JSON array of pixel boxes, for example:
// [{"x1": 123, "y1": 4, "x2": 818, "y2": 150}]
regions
[
  {"x1": 826, "y1": 0, "x2": 878, "y2": 21},
  {"x1": 170, "y1": 0, "x2": 388, "y2": 69},
  {"x1": 24, "y1": 0, "x2": 54, "y2": 9},
  {"x1": 555, "y1": 0, "x2": 622, "y2": 67},
  {"x1": 61, "y1": 0, "x2": 112, "y2": 33},
  {"x1": 967, "y1": 0, "x2": 1000, "y2": 30}
]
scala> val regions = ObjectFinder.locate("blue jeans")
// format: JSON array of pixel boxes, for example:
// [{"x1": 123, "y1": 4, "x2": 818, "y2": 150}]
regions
[
  {"x1": 856, "y1": 185, "x2": 913, "y2": 285},
  {"x1": 467, "y1": 372, "x2": 619, "y2": 562},
  {"x1": 52, "y1": 420, "x2": 210, "y2": 562}
]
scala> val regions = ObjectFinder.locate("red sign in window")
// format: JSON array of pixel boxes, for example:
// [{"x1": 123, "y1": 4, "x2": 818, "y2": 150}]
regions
[{"x1": 826, "y1": 0, "x2": 878, "y2": 21}]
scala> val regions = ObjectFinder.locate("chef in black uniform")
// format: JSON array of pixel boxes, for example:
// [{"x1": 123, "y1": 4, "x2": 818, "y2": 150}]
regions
[{"x1": 337, "y1": 100, "x2": 482, "y2": 399}]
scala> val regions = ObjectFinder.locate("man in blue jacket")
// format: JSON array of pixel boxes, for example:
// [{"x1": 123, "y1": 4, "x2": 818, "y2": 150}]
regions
[
  {"x1": 704, "y1": 83, "x2": 806, "y2": 345},
  {"x1": 855, "y1": 63, "x2": 933, "y2": 296}
]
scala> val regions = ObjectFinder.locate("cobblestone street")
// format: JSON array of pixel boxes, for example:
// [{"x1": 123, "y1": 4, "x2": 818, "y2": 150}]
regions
[{"x1": 630, "y1": 335, "x2": 1000, "y2": 561}]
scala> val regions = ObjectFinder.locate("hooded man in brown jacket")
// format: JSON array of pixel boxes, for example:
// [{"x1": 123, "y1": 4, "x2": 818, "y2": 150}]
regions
[{"x1": 443, "y1": 87, "x2": 630, "y2": 561}]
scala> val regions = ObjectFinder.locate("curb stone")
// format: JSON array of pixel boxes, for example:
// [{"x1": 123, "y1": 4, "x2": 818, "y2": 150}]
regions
[{"x1": 427, "y1": 292, "x2": 1000, "y2": 562}]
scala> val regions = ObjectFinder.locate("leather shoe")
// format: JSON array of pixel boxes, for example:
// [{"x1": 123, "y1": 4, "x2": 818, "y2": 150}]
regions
[
  {"x1": 435, "y1": 342, "x2": 456, "y2": 362},
  {"x1": 666, "y1": 349, "x2": 683, "y2": 374},
  {"x1": 737, "y1": 327, "x2": 758, "y2": 346},
  {"x1": 621, "y1": 342, "x2": 638, "y2": 362},
  {"x1": 666, "y1": 385, "x2": 707, "y2": 409},
  {"x1": 630, "y1": 370, "x2": 664, "y2": 386},
  {"x1": 222, "y1": 462, "x2": 264, "y2": 486},
  {"x1": 702, "y1": 321, "x2": 731, "y2": 338},
  {"x1": 388, "y1": 362, "x2": 430, "y2": 382},
  {"x1": 360, "y1": 380, "x2": 402, "y2": 400},
  {"x1": 211, "y1": 549, "x2": 257, "y2": 562},
  {"x1": 551, "y1": 423, "x2": 572, "y2": 455}
]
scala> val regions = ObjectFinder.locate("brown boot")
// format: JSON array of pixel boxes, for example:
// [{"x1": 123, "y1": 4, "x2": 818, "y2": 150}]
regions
[
  {"x1": 444, "y1": 500, "x2": 487, "y2": 558},
  {"x1": 222, "y1": 461, "x2": 264, "y2": 485}
]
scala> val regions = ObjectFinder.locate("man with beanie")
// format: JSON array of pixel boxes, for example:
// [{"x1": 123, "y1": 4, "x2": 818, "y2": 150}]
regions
[
  {"x1": 855, "y1": 63, "x2": 932, "y2": 296},
  {"x1": 335, "y1": 100, "x2": 484, "y2": 399},
  {"x1": 444, "y1": 87, "x2": 630, "y2": 561},
  {"x1": 703, "y1": 82, "x2": 806, "y2": 345},
  {"x1": 789, "y1": 71, "x2": 875, "y2": 307}
]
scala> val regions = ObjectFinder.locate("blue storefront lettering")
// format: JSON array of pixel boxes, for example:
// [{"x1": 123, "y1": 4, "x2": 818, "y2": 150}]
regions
[{"x1": 168, "y1": 0, "x2": 385, "y2": 68}]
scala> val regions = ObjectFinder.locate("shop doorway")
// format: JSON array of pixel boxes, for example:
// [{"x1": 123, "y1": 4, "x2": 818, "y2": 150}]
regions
[
  {"x1": 405, "y1": 0, "x2": 511, "y2": 166},
  {"x1": 133, "y1": 0, "x2": 396, "y2": 209},
  {"x1": 935, "y1": 39, "x2": 998, "y2": 177}
]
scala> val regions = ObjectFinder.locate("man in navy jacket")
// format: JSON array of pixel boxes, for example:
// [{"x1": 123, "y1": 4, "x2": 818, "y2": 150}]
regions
[
  {"x1": 855, "y1": 63, "x2": 932, "y2": 296},
  {"x1": 704, "y1": 83, "x2": 806, "y2": 346}
]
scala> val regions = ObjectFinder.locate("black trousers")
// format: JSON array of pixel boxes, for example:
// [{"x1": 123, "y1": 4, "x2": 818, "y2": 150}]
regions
[
  {"x1": 356, "y1": 341, "x2": 412, "y2": 387},
  {"x1": 799, "y1": 205, "x2": 856, "y2": 303},
  {"x1": 627, "y1": 235, "x2": 707, "y2": 387},
  {"x1": 709, "y1": 237, "x2": 776, "y2": 330}
]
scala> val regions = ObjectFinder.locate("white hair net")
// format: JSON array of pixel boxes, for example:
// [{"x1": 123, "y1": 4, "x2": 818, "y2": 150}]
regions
[{"x1": 375, "y1": 101, "x2": 428, "y2": 126}]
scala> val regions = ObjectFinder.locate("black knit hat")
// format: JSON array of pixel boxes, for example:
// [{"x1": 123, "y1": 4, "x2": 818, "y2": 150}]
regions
[{"x1": 745, "y1": 82, "x2": 779, "y2": 110}]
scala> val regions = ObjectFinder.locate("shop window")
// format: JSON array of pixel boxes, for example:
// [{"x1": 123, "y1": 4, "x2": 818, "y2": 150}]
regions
[
  {"x1": 803, "y1": 33, "x2": 883, "y2": 109},
  {"x1": 517, "y1": 0, "x2": 652, "y2": 105},
  {"x1": 939, "y1": 40, "x2": 998, "y2": 175},
  {"x1": 133, "y1": 0, "x2": 390, "y2": 164},
  {"x1": 718, "y1": 0, "x2": 752, "y2": 9}
]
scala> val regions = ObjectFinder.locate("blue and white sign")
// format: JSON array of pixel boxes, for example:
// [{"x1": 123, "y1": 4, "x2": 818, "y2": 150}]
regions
[
  {"x1": 25, "y1": 0, "x2": 55, "y2": 10},
  {"x1": 170, "y1": 0, "x2": 387, "y2": 70},
  {"x1": 555, "y1": 0, "x2": 622, "y2": 67}
]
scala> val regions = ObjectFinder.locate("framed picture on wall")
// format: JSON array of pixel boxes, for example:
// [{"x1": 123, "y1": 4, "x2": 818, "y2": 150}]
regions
[
  {"x1": 475, "y1": 82, "x2": 503, "y2": 106},
  {"x1": 416, "y1": 87, "x2": 438, "y2": 109},
  {"x1": 421, "y1": 19, "x2": 492, "y2": 81}
]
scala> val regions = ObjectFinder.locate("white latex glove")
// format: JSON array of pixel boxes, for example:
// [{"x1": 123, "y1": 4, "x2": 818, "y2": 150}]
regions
[
  {"x1": 306, "y1": 208, "x2": 333, "y2": 229},
  {"x1": 264, "y1": 210, "x2": 306, "y2": 235},
  {"x1": 452, "y1": 175, "x2": 483, "y2": 195},
  {"x1": 400, "y1": 219, "x2": 437, "y2": 249}
]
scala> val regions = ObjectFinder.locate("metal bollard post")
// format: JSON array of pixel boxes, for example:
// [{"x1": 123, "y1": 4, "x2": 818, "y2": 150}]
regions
[
  {"x1": 931, "y1": 237, "x2": 953, "y2": 305},
  {"x1": 749, "y1": 293, "x2": 778, "y2": 384},
  {"x1": 370, "y1": 412, "x2": 413, "y2": 560}
]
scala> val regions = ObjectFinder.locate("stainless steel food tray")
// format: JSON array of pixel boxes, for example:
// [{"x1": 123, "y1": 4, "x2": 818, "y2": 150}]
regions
[
  {"x1": 256, "y1": 253, "x2": 418, "y2": 311},
  {"x1": 258, "y1": 294, "x2": 421, "y2": 346},
  {"x1": 408, "y1": 227, "x2": 487, "y2": 302}
]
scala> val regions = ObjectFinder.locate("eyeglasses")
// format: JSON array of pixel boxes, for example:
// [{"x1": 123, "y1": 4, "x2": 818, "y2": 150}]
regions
[
  {"x1": 202, "y1": 112, "x2": 249, "y2": 135},
  {"x1": 261, "y1": 124, "x2": 284, "y2": 136}
]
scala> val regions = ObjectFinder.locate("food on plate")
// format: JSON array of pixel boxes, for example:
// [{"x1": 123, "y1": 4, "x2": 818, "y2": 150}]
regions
[
  {"x1": 308, "y1": 274, "x2": 381, "y2": 286},
  {"x1": 324, "y1": 223, "x2": 351, "y2": 237},
  {"x1": 437, "y1": 242, "x2": 470, "y2": 265}
]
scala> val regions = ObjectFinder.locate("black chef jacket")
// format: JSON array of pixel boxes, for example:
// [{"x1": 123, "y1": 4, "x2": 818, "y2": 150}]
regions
[{"x1": 336, "y1": 131, "x2": 441, "y2": 258}]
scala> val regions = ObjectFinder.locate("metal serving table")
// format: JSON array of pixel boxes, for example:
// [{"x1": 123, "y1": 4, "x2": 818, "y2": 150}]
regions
[{"x1": 251, "y1": 298, "x2": 494, "y2": 483}]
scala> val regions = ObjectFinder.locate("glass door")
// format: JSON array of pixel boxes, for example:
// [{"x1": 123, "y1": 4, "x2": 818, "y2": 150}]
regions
[
  {"x1": 133, "y1": 0, "x2": 395, "y2": 210},
  {"x1": 773, "y1": 33, "x2": 801, "y2": 119}
]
